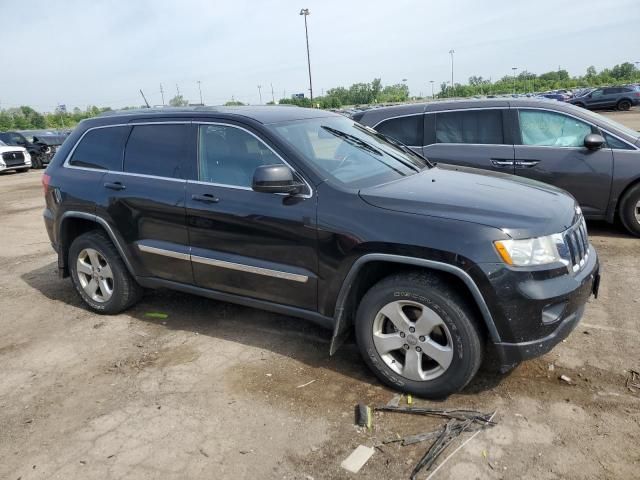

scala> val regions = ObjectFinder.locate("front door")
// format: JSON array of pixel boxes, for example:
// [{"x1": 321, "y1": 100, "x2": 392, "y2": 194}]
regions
[
  {"x1": 186, "y1": 123, "x2": 318, "y2": 310},
  {"x1": 514, "y1": 109, "x2": 613, "y2": 216}
]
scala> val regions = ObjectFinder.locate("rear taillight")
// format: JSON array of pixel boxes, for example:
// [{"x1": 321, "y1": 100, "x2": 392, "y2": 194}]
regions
[
  {"x1": 635, "y1": 92, "x2": 640, "y2": 97},
  {"x1": 42, "y1": 173, "x2": 51, "y2": 195}
]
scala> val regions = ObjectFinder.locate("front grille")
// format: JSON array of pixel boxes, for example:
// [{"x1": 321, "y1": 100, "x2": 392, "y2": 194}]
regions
[
  {"x1": 2, "y1": 151, "x2": 26, "y2": 167},
  {"x1": 563, "y1": 217, "x2": 589, "y2": 272}
]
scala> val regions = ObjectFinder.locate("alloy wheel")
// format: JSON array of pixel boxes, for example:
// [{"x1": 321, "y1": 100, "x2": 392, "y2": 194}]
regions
[
  {"x1": 76, "y1": 248, "x2": 114, "y2": 303},
  {"x1": 635, "y1": 200, "x2": 640, "y2": 224},
  {"x1": 372, "y1": 300, "x2": 453, "y2": 381}
]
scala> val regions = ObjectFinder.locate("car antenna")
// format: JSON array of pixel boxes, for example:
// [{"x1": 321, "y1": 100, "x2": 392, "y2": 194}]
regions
[{"x1": 139, "y1": 89, "x2": 151, "y2": 108}]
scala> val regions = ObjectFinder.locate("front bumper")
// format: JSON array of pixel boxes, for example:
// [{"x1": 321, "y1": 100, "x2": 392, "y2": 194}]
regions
[{"x1": 474, "y1": 244, "x2": 599, "y2": 370}]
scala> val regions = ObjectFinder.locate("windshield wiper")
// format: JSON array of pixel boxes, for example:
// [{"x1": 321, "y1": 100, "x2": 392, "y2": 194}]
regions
[
  {"x1": 355, "y1": 124, "x2": 432, "y2": 167},
  {"x1": 321, "y1": 126, "x2": 383, "y2": 156}
]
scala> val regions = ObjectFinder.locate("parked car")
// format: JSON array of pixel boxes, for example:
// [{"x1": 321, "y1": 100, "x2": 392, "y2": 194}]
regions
[
  {"x1": 43, "y1": 106, "x2": 599, "y2": 398},
  {"x1": 0, "y1": 131, "x2": 63, "y2": 168},
  {"x1": 0, "y1": 140, "x2": 31, "y2": 173},
  {"x1": 537, "y1": 93, "x2": 566, "y2": 101},
  {"x1": 353, "y1": 99, "x2": 640, "y2": 236},
  {"x1": 568, "y1": 86, "x2": 640, "y2": 111}
]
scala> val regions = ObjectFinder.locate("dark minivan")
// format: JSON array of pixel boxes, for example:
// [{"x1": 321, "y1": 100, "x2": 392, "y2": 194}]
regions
[
  {"x1": 353, "y1": 99, "x2": 640, "y2": 236},
  {"x1": 43, "y1": 106, "x2": 599, "y2": 398}
]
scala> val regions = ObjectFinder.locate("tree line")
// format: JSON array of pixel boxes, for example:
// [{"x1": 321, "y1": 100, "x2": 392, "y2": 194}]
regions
[{"x1": 1, "y1": 62, "x2": 638, "y2": 132}]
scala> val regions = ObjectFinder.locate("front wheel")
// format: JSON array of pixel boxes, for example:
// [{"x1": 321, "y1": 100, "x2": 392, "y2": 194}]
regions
[
  {"x1": 619, "y1": 184, "x2": 640, "y2": 237},
  {"x1": 355, "y1": 272, "x2": 483, "y2": 399},
  {"x1": 617, "y1": 99, "x2": 632, "y2": 111}
]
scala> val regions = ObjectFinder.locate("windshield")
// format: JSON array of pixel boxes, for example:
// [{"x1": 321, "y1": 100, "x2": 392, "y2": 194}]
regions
[
  {"x1": 269, "y1": 116, "x2": 430, "y2": 188},
  {"x1": 579, "y1": 108, "x2": 640, "y2": 138}
]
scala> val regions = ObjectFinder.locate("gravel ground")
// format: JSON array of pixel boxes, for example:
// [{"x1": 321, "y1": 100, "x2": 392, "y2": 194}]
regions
[{"x1": 0, "y1": 111, "x2": 639, "y2": 479}]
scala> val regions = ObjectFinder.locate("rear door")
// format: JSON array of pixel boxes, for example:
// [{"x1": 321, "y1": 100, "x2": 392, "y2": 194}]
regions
[
  {"x1": 584, "y1": 88, "x2": 607, "y2": 109},
  {"x1": 513, "y1": 108, "x2": 613, "y2": 216},
  {"x1": 185, "y1": 122, "x2": 318, "y2": 310},
  {"x1": 421, "y1": 108, "x2": 515, "y2": 174},
  {"x1": 97, "y1": 122, "x2": 195, "y2": 283}
]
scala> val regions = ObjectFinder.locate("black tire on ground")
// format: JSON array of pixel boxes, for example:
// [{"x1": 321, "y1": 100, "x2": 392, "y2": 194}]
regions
[
  {"x1": 355, "y1": 271, "x2": 484, "y2": 399},
  {"x1": 617, "y1": 99, "x2": 632, "y2": 111},
  {"x1": 69, "y1": 230, "x2": 143, "y2": 314},
  {"x1": 619, "y1": 183, "x2": 640, "y2": 237},
  {"x1": 17, "y1": 168, "x2": 30, "y2": 173},
  {"x1": 31, "y1": 155, "x2": 43, "y2": 169}
]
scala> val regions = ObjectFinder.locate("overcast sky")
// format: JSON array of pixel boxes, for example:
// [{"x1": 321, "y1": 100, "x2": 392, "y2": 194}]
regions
[{"x1": 2, "y1": 0, "x2": 639, "y2": 111}]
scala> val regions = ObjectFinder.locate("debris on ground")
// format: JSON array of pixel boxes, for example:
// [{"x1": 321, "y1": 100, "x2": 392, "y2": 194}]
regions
[
  {"x1": 144, "y1": 312, "x2": 168, "y2": 319},
  {"x1": 296, "y1": 379, "x2": 316, "y2": 388},
  {"x1": 386, "y1": 394, "x2": 403, "y2": 407},
  {"x1": 340, "y1": 445, "x2": 375, "y2": 473},
  {"x1": 559, "y1": 375, "x2": 572, "y2": 384},
  {"x1": 355, "y1": 403, "x2": 373, "y2": 429},
  {"x1": 407, "y1": 395, "x2": 413, "y2": 405},
  {"x1": 626, "y1": 370, "x2": 640, "y2": 393}
]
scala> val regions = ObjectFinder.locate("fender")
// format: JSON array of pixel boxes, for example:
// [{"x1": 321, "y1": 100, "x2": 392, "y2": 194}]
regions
[
  {"x1": 329, "y1": 253, "x2": 501, "y2": 355},
  {"x1": 58, "y1": 211, "x2": 136, "y2": 276}
]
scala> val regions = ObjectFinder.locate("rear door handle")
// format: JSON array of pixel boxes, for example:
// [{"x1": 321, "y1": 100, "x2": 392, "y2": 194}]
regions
[
  {"x1": 191, "y1": 193, "x2": 219, "y2": 204},
  {"x1": 104, "y1": 181, "x2": 126, "y2": 191},
  {"x1": 514, "y1": 160, "x2": 540, "y2": 168},
  {"x1": 490, "y1": 159, "x2": 514, "y2": 167}
]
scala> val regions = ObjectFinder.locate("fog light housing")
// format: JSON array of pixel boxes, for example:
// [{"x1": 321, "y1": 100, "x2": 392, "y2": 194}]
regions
[{"x1": 541, "y1": 301, "x2": 568, "y2": 325}]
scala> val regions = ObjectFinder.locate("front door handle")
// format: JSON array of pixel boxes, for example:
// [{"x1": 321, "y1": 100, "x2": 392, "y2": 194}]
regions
[
  {"x1": 514, "y1": 160, "x2": 540, "y2": 168},
  {"x1": 104, "y1": 181, "x2": 126, "y2": 191},
  {"x1": 191, "y1": 193, "x2": 219, "y2": 204},
  {"x1": 490, "y1": 159, "x2": 514, "y2": 167}
]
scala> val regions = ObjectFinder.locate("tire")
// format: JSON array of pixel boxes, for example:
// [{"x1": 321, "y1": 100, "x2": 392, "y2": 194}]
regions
[
  {"x1": 17, "y1": 168, "x2": 30, "y2": 173},
  {"x1": 619, "y1": 183, "x2": 640, "y2": 237},
  {"x1": 31, "y1": 155, "x2": 43, "y2": 169},
  {"x1": 69, "y1": 230, "x2": 142, "y2": 314},
  {"x1": 355, "y1": 272, "x2": 483, "y2": 399},
  {"x1": 617, "y1": 99, "x2": 632, "y2": 111}
]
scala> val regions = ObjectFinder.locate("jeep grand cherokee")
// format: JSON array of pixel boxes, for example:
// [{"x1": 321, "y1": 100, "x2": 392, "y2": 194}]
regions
[{"x1": 42, "y1": 106, "x2": 600, "y2": 398}]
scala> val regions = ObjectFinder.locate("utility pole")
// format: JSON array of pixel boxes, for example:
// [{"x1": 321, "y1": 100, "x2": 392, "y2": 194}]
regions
[
  {"x1": 299, "y1": 8, "x2": 313, "y2": 103},
  {"x1": 512, "y1": 67, "x2": 518, "y2": 94},
  {"x1": 270, "y1": 83, "x2": 275, "y2": 104},
  {"x1": 449, "y1": 49, "x2": 455, "y2": 92},
  {"x1": 197, "y1": 80, "x2": 203, "y2": 105},
  {"x1": 430, "y1": 80, "x2": 435, "y2": 99},
  {"x1": 160, "y1": 83, "x2": 165, "y2": 105},
  {"x1": 175, "y1": 84, "x2": 180, "y2": 96},
  {"x1": 257, "y1": 85, "x2": 263, "y2": 104}
]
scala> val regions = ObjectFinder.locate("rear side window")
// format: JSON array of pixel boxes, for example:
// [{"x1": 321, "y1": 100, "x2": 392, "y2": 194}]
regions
[
  {"x1": 435, "y1": 110, "x2": 504, "y2": 144},
  {"x1": 124, "y1": 124, "x2": 188, "y2": 178},
  {"x1": 375, "y1": 115, "x2": 424, "y2": 146},
  {"x1": 69, "y1": 126, "x2": 130, "y2": 170}
]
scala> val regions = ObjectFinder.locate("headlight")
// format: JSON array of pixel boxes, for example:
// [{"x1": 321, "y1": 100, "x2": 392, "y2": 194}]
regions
[
  {"x1": 25, "y1": 152, "x2": 31, "y2": 164},
  {"x1": 494, "y1": 234, "x2": 567, "y2": 267}
]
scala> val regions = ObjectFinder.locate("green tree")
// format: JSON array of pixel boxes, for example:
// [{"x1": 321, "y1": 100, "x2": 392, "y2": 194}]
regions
[
  {"x1": 169, "y1": 95, "x2": 188, "y2": 107},
  {"x1": 224, "y1": 100, "x2": 245, "y2": 106}
]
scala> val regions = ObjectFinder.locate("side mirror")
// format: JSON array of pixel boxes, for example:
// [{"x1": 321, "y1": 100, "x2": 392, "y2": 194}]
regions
[
  {"x1": 252, "y1": 164, "x2": 304, "y2": 195},
  {"x1": 584, "y1": 133, "x2": 605, "y2": 151}
]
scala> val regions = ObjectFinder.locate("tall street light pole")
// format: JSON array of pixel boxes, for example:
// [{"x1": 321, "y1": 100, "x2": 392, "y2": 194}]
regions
[
  {"x1": 430, "y1": 80, "x2": 434, "y2": 99},
  {"x1": 197, "y1": 80, "x2": 203, "y2": 105},
  {"x1": 257, "y1": 85, "x2": 263, "y2": 105},
  {"x1": 299, "y1": 8, "x2": 313, "y2": 103},
  {"x1": 512, "y1": 67, "x2": 518, "y2": 94},
  {"x1": 449, "y1": 49, "x2": 455, "y2": 92}
]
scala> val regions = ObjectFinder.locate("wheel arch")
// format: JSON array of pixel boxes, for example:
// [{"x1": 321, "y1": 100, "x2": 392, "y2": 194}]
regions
[
  {"x1": 58, "y1": 211, "x2": 136, "y2": 277},
  {"x1": 608, "y1": 176, "x2": 640, "y2": 224},
  {"x1": 329, "y1": 254, "x2": 501, "y2": 355}
]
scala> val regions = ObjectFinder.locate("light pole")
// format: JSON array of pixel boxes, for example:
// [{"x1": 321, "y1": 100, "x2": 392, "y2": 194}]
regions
[
  {"x1": 449, "y1": 49, "x2": 455, "y2": 91},
  {"x1": 257, "y1": 85, "x2": 263, "y2": 104},
  {"x1": 197, "y1": 80, "x2": 203, "y2": 105},
  {"x1": 512, "y1": 67, "x2": 518, "y2": 94},
  {"x1": 430, "y1": 80, "x2": 435, "y2": 99},
  {"x1": 299, "y1": 8, "x2": 313, "y2": 103}
]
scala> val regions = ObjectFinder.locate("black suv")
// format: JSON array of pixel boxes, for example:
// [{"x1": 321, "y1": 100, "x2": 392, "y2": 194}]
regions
[
  {"x1": 43, "y1": 107, "x2": 600, "y2": 398},
  {"x1": 353, "y1": 99, "x2": 640, "y2": 236}
]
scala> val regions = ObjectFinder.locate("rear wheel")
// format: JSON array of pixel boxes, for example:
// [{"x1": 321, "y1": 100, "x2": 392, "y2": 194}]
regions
[
  {"x1": 617, "y1": 99, "x2": 632, "y2": 111},
  {"x1": 619, "y1": 184, "x2": 640, "y2": 237},
  {"x1": 355, "y1": 272, "x2": 483, "y2": 398},
  {"x1": 69, "y1": 231, "x2": 142, "y2": 314}
]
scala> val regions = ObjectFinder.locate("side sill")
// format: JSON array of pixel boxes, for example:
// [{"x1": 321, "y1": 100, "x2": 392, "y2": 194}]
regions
[{"x1": 136, "y1": 276, "x2": 335, "y2": 331}]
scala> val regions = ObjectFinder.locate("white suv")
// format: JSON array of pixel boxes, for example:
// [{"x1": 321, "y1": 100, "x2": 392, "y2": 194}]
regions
[{"x1": 0, "y1": 140, "x2": 31, "y2": 173}]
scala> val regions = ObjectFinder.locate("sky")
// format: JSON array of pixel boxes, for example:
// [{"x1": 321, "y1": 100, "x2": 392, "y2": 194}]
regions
[{"x1": 1, "y1": 0, "x2": 639, "y2": 111}]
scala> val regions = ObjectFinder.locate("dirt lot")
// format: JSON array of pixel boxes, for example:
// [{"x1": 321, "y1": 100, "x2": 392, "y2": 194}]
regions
[{"x1": 1, "y1": 110, "x2": 639, "y2": 480}]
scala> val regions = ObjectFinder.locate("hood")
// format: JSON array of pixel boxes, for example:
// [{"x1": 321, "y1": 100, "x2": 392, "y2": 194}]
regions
[{"x1": 359, "y1": 165, "x2": 579, "y2": 239}]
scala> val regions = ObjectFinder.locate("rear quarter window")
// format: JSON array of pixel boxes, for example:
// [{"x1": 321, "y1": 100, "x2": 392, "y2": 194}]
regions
[
  {"x1": 68, "y1": 126, "x2": 130, "y2": 170},
  {"x1": 375, "y1": 115, "x2": 424, "y2": 146}
]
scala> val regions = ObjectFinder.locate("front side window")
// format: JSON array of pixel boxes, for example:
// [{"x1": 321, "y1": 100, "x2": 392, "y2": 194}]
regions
[
  {"x1": 69, "y1": 126, "x2": 130, "y2": 170},
  {"x1": 198, "y1": 124, "x2": 283, "y2": 187},
  {"x1": 124, "y1": 124, "x2": 188, "y2": 178},
  {"x1": 269, "y1": 116, "x2": 428, "y2": 189},
  {"x1": 519, "y1": 110, "x2": 593, "y2": 147},
  {"x1": 435, "y1": 110, "x2": 504, "y2": 145},
  {"x1": 375, "y1": 115, "x2": 423, "y2": 146},
  {"x1": 590, "y1": 89, "x2": 604, "y2": 98}
]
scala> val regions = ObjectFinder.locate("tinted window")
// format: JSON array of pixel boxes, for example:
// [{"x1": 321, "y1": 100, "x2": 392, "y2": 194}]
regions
[
  {"x1": 604, "y1": 132, "x2": 634, "y2": 150},
  {"x1": 198, "y1": 124, "x2": 282, "y2": 187},
  {"x1": 69, "y1": 126, "x2": 130, "y2": 170},
  {"x1": 375, "y1": 115, "x2": 423, "y2": 146},
  {"x1": 591, "y1": 89, "x2": 604, "y2": 98},
  {"x1": 124, "y1": 124, "x2": 188, "y2": 178},
  {"x1": 435, "y1": 110, "x2": 504, "y2": 144},
  {"x1": 519, "y1": 110, "x2": 593, "y2": 147},
  {"x1": 603, "y1": 88, "x2": 619, "y2": 95}
]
